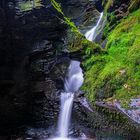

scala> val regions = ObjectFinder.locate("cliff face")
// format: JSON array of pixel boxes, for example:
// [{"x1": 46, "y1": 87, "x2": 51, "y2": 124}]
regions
[
  {"x1": 0, "y1": 0, "x2": 99, "y2": 133},
  {"x1": 0, "y1": 0, "x2": 69, "y2": 132}
]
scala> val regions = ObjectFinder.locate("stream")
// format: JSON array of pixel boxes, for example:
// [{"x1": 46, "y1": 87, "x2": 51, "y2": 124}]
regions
[{"x1": 85, "y1": 12, "x2": 104, "y2": 41}]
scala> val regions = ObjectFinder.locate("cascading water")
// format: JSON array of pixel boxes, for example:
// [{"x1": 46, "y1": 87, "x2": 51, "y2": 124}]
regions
[
  {"x1": 64, "y1": 61, "x2": 84, "y2": 93},
  {"x1": 58, "y1": 92, "x2": 74, "y2": 137},
  {"x1": 50, "y1": 12, "x2": 103, "y2": 140},
  {"x1": 50, "y1": 61, "x2": 84, "y2": 140},
  {"x1": 85, "y1": 12, "x2": 103, "y2": 41},
  {"x1": 58, "y1": 61, "x2": 84, "y2": 138}
]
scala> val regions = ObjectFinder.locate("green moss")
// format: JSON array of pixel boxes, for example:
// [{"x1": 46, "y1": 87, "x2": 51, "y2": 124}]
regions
[
  {"x1": 129, "y1": 0, "x2": 140, "y2": 12},
  {"x1": 82, "y1": 9, "x2": 140, "y2": 108},
  {"x1": 66, "y1": 29, "x2": 102, "y2": 53},
  {"x1": 20, "y1": 0, "x2": 42, "y2": 11},
  {"x1": 103, "y1": 12, "x2": 118, "y2": 38},
  {"x1": 105, "y1": 0, "x2": 114, "y2": 12},
  {"x1": 51, "y1": 0, "x2": 64, "y2": 15},
  {"x1": 50, "y1": 0, "x2": 78, "y2": 32},
  {"x1": 50, "y1": 0, "x2": 101, "y2": 53}
]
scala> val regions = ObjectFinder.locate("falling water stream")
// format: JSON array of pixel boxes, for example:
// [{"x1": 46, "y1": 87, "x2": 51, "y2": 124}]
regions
[
  {"x1": 50, "y1": 61, "x2": 84, "y2": 140},
  {"x1": 85, "y1": 12, "x2": 103, "y2": 41},
  {"x1": 49, "y1": 12, "x2": 104, "y2": 140},
  {"x1": 58, "y1": 61, "x2": 84, "y2": 138}
]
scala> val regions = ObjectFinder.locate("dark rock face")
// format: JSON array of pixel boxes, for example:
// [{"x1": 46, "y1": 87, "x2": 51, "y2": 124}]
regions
[
  {"x1": 105, "y1": 0, "x2": 130, "y2": 12},
  {"x1": 59, "y1": 0, "x2": 103, "y2": 33},
  {"x1": 0, "y1": 0, "x2": 90, "y2": 133},
  {"x1": 73, "y1": 97, "x2": 140, "y2": 139},
  {"x1": 0, "y1": 1, "x2": 69, "y2": 133}
]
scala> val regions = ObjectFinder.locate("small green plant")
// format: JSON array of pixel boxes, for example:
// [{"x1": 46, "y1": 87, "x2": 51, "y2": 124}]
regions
[
  {"x1": 51, "y1": 0, "x2": 63, "y2": 15},
  {"x1": 129, "y1": 0, "x2": 140, "y2": 11},
  {"x1": 50, "y1": 0, "x2": 78, "y2": 32},
  {"x1": 19, "y1": 0, "x2": 42, "y2": 11}
]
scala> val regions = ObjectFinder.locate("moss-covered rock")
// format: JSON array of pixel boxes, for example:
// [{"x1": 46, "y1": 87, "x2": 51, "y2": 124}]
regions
[
  {"x1": 82, "y1": 8, "x2": 140, "y2": 108},
  {"x1": 50, "y1": 0, "x2": 102, "y2": 56},
  {"x1": 19, "y1": 0, "x2": 42, "y2": 11},
  {"x1": 129, "y1": 0, "x2": 140, "y2": 12}
]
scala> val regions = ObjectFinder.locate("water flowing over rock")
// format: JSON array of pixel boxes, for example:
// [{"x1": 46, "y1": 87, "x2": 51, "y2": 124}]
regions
[
  {"x1": 65, "y1": 61, "x2": 84, "y2": 93},
  {"x1": 58, "y1": 92, "x2": 74, "y2": 137},
  {"x1": 51, "y1": 60, "x2": 84, "y2": 139},
  {"x1": 85, "y1": 12, "x2": 103, "y2": 41}
]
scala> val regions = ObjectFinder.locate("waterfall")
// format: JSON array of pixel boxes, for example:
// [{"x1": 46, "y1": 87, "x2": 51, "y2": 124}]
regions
[
  {"x1": 50, "y1": 61, "x2": 83, "y2": 139},
  {"x1": 58, "y1": 61, "x2": 84, "y2": 138},
  {"x1": 85, "y1": 12, "x2": 103, "y2": 41},
  {"x1": 50, "y1": 12, "x2": 103, "y2": 140},
  {"x1": 58, "y1": 92, "x2": 74, "y2": 137}
]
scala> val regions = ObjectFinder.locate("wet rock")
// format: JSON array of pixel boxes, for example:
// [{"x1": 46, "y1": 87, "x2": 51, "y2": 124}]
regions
[
  {"x1": 0, "y1": 1, "x2": 68, "y2": 133},
  {"x1": 31, "y1": 81, "x2": 56, "y2": 95},
  {"x1": 73, "y1": 97, "x2": 140, "y2": 138},
  {"x1": 101, "y1": 38, "x2": 107, "y2": 48},
  {"x1": 60, "y1": 0, "x2": 102, "y2": 34},
  {"x1": 93, "y1": 100, "x2": 140, "y2": 131},
  {"x1": 76, "y1": 97, "x2": 94, "y2": 112},
  {"x1": 75, "y1": 90, "x2": 85, "y2": 97},
  {"x1": 130, "y1": 99, "x2": 140, "y2": 109}
]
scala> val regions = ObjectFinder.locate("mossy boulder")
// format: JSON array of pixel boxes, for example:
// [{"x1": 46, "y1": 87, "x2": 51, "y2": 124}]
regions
[
  {"x1": 82, "y1": 9, "x2": 140, "y2": 108},
  {"x1": 50, "y1": 0, "x2": 102, "y2": 57}
]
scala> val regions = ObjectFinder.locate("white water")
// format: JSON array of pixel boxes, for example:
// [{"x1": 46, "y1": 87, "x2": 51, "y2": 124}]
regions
[
  {"x1": 85, "y1": 12, "x2": 103, "y2": 41},
  {"x1": 52, "y1": 61, "x2": 84, "y2": 139},
  {"x1": 64, "y1": 61, "x2": 84, "y2": 93},
  {"x1": 58, "y1": 92, "x2": 74, "y2": 137}
]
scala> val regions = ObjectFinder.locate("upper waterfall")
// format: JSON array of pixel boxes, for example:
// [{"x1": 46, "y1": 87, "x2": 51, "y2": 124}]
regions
[{"x1": 85, "y1": 12, "x2": 103, "y2": 41}]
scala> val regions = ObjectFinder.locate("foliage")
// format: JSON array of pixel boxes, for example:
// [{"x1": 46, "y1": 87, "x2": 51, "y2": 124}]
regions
[
  {"x1": 50, "y1": 0, "x2": 78, "y2": 32},
  {"x1": 103, "y1": 12, "x2": 116, "y2": 37},
  {"x1": 129, "y1": 0, "x2": 140, "y2": 12},
  {"x1": 82, "y1": 9, "x2": 140, "y2": 108},
  {"x1": 51, "y1": 0, "x2": 64, "y2": 15},
  {"x1": 104, "y1": 0, "x2": 114, "y2": 12},
  {"x1": 20, "y1": 0, "x2": 42, "y2": 11},
  {"x1": 50, "y1": 0, "x2": 101, "y2": 54}
]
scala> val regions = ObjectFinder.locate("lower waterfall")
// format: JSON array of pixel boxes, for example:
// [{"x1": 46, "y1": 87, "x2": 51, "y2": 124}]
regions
[{"x1": 50, "y1": 60, "x2": 84, "y2": 139}]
